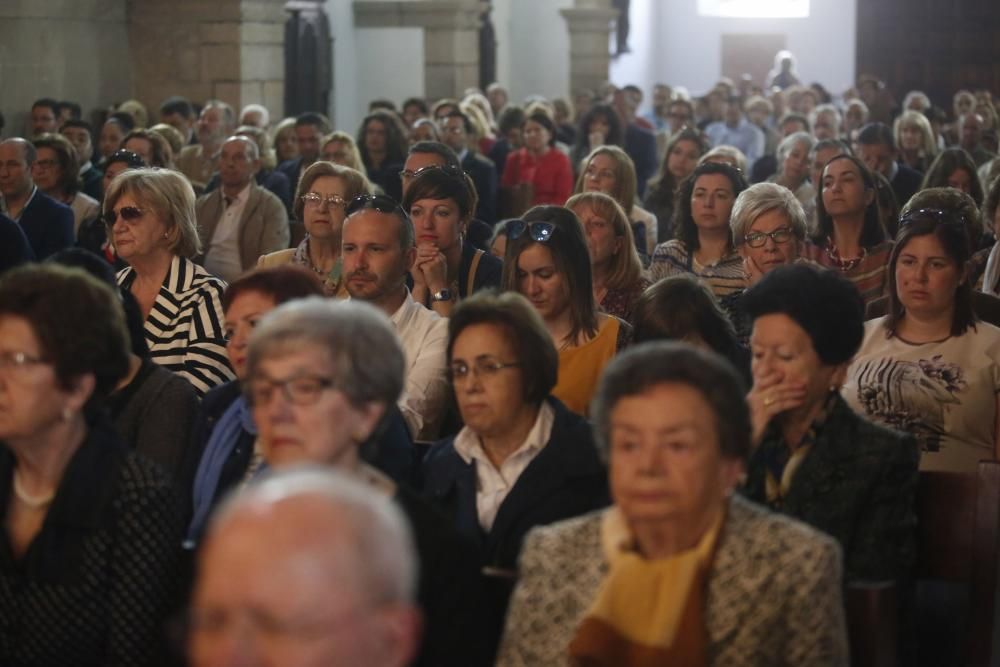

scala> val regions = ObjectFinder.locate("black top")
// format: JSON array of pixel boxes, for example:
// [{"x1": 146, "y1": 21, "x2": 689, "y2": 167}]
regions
[
  {"x1": 0, "y1": 417, "x2": 184, "y2": 666},
  {"x1": 0, "y1": 213, "x2": 34, "y2": 274},
  {"x1": 15, "y1": 190, "x2": 74, "y2": 260},
  {"x1": 458, "y1": 240, "x2": 503, "y2": 298},
  {"x1": 461, "y1": 151, "x2": 499, "y2": 224}
]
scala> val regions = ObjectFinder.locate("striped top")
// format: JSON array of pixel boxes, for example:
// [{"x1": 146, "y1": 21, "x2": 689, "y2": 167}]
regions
[
  {"x1": 803, "y1": 240, "x2": 892, "y2": 307},
  {"x1": 118, "y1": 256, "x2": 234, "y2": 396},
  {"x1": 649, "y1": 240, "x2": 746, "y2": 297}
]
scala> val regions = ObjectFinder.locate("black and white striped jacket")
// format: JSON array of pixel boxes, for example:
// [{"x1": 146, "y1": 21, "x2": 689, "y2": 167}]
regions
[{"x1": 118, "y1": 256, "x2": 234, "y2": 396}]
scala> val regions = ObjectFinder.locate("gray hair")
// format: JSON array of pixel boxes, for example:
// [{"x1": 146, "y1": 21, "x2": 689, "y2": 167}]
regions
[
  {"x1": 809, "y1": 104, "x2": 842, "y2": 134},
  {"x1": 1, "y1": 138, "x2": 37, "y2": 166},
  {"x1": 731, "y1": 182, "x2": 808, "y2": 244},
  {"x1": 210, "y1": 465, "x2": 417, "y2": 602},
  {"x1": 903, "y1": 90, "x2": 931, "y2": 112},
  {"x1": 246, "y1": 297, "x2": 405, "y2": 410},
  {"x1": 103, "y1": 167, "x2": 201, "y2": 257},
  {"x1": 239, "y1": 103, "x2": 271, "y2": 128},
  {"x1": 223, "y1": 134, "x2": 260, "y2": 161},
  {"x1": 203, "y1": 99, "x2": 235, "y2": 128},
  {"x1": 776, "y1": 131, "x2": 816, "y2": 164},
  {"x1": 699, "y1": 145, "x2": 748, "y2": 174}
]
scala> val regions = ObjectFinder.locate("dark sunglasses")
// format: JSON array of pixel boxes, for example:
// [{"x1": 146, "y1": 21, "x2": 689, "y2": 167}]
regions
[
  {"x1": 103, "y1": 206, "x2": 144, "y2": 227},
  {"x1": 107, "y1": 149, "x2": 146, "y2": 168},
  {"x1": 398, "y1": 163, "x2": 466, "y2": 181},
  {"x1": 346, "y1": 194, "x2": 408, "y2": 218},
  {"x1": 506, "y1": 219, "x2": 555, "y2": 242}
]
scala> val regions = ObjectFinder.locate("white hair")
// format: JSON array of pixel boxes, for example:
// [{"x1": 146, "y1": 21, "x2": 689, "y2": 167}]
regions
[
  {"x1": 240, "y1": 103, "x2": 271, "y2": 129},
  {"x1": 210, "y1": 465, "x2": 418, "y2": 602}
]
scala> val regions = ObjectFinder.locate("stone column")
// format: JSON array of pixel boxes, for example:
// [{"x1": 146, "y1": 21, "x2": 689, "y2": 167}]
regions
[
  {"x1": 560, "y1": 0, "x2": 618, "y2": 95},
  {"x1": 353, "y1": 0, "x2": 482, "y2": 101},
  {"x1": 129, "y1": 0, "x2": 286, "y2": 119}
]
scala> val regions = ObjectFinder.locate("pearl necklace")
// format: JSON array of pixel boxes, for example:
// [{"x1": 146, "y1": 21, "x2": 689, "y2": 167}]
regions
[{"x1": 12, "y1": 472, "x2": 55, "y2": 509}]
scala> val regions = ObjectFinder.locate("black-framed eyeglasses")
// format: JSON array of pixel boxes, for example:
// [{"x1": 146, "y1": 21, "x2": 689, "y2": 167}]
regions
[
  {"x1": 245, "y1": 374, "x2": 337, "y2": 406},
  {"x1": 103, "y1": 206, "x2": 145, "y2": 227},
  {"x1": 899, "y1": 207, "x2": 967, "y2": 231},
  {"x1": 301, "y1": 192, "x2": 347, "y2": 209},
  {"x1": 398, "y1": 164, "x2": 465, "y2": 181},
  {"x1": 345, "y1": 194, "x2": 408, "y2": 219},
  {"x1": 506, "y1": 219, "x2": 555, "y2": 243},
  {"x1": 448, "y1": 357, "x2": 522, "y2": 382},
  {"x1": 744, "y1": 227, "x2": 794, "y2": 248}
]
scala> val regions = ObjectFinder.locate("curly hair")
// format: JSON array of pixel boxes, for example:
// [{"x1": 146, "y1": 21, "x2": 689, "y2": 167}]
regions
[{"x1": 673, "y1": 161, "x2": 748, "y2": 252}]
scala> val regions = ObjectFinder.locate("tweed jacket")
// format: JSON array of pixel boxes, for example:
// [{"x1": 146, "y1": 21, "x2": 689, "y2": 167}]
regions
[
  {"x1": 496, "y1": 495, "x2": 848, "y2": 667},
  {"x1": 194, "y1": 183, "x2": 289, "y2": 273},
  {"x1": 742, "y1": 394, "x2": 919, "y2": 584}
]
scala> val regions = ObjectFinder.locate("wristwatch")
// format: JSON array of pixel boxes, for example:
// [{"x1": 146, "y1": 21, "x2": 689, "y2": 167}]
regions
[{"x1": 431, "y1": 288, "x2": 453, "y2": 303}]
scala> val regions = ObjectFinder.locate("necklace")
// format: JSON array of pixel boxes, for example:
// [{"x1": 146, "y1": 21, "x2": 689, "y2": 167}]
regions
[
  {"x1": 12, "y1": 472, "x2": 55, "y2": 509},
  {"x1": 824, "y1": 237, "x2": 866, "y2": 272}
]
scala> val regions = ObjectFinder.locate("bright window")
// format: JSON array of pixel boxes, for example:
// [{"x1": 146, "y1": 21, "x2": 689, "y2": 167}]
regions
[{"x1": 697, "y1": 0, "x2": 809, "y2": 18}]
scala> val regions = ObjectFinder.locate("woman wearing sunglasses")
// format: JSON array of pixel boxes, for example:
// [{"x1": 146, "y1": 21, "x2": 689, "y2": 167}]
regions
[
  {"x1": 258, "y1": 161, "x2": 371, "y2": 296},
  {"x1": 401, "y1": 167, "x2": 503, "y2": 317},
  {"x1": 106, "y1": 168, "x2": 234, "y2": 396},
  {"x1": 421, "y1": 290, "x2": 609, "y2": 662},
  {"x1": 844, "y1": 189, "x2": 1000, "y2": 473},
  {"x1": 502, "y1": 206, "x2": 632, "y2": 415}
]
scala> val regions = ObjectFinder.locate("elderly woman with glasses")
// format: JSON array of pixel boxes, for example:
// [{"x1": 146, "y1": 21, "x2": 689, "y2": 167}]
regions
[
  {"x1": 0, "y1": 264, "x2": 184, "y2": 665},
  {"x1": 107, "y1": 168, "x2": 234, "y2": 396},
  {"x1": 719, "y1": 182, "x2": 810, "y2": 344},
  {"x1": 401, "y1": 167, "x2": 503, "y2": 317},
  {"x1": 503, "y1": 206, "x2": 632, "y2": 416},
  {"x1": 650, "y1": 162, "x2": 749, "y2": 297},
  {"x1": 245, "y1": 297, "x2": 483, "y2": 667},
  {"x1": 844, "y1": 189, "x2": 1000, "y2": 472},
  {"x1": 421, "y1": 291, "x2": 609, "y2": 661},
  {"x1": 31, "y1": 133, "x2": 100, "y2": 236},
  {"x1": 498, "y1": 342, "x2": 849, "y2": 666},
  {"x1": 741, "y1": 264, "x2": 918, "y2": 588},
  {"x1": 258, "y1": 161, "x2": 371, "y2": 296}
]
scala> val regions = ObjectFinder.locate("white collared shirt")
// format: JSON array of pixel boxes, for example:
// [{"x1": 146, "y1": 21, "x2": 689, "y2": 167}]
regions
[
  {"x1": 389, "y1": 289, "x2": 450, "y2": 441},
  {"x1": 205, "y1": 184, "x2": 251, "y2": 282},
  {"x1": 453, "y1": 401, "x2": 555, "y2": 531}
]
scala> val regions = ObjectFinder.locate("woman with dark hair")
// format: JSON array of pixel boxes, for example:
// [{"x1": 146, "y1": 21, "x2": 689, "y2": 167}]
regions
[
  {"x1": 97, "y1": 112, "x2": 135, "y2": 167},
  {"x1": 742, "y1": 263, "x2": 918, "y2": 585},
  {"x1": 642, "y1": 128, "x2": 706, "y2": 243},
  {"x1": 565, "y1": 191, "x2": 649, "y2": 323},
  {"x1": 632, "y1": 274, "x2": 750, "y2": 382},
  {"x1": 489, "y1": 106, "x2": 526, "y2": 181},
  {"x1": 977, "y1": 174, "x2": 1000, "y2": 293},
  {"x1": 502, "y1": 205, "x2": 631, "y2": 415},
  {"x1": 31, "y1": 133, "x2": 99, "y2": 235},
  {"x1": 498, "y1": 341, "x2": 849, "y2": 666},
  {"x1": 649, "y1": 161, "x2": 749, "y2": 297},
  {"x1": 421, "y1": 290, "x2": 609, "y2": 660},
  {"x1": 500, "y1": 112, "x2": 574, "y2": 212},
  {"x1": 573, "y1": 145, "x2": 658, "y2": 260},
  {"x1": 0, "y1": 264, "x2": 184, "y2": 665},
  {"x1": 357, "y1": 109, "x2": 409, "y2": 202},
  {"x1": 401, "y1": 167, "x2": 503, "y2": 317},
  {"x1": 569, "y1": 103, "x2": 624, "y2": 171},
  {"x1": 122, "y1": 128, "x2": 174, "y2": 169},
  {"x1": 844, "y1": 189, "x2": 1000, "y2": 472},
  {"x1": 920, "y1": 147, "x2": 985, "y2": 208},
  {"x1": 804, "y1": 153, "x2": 891, "y2": 306}
]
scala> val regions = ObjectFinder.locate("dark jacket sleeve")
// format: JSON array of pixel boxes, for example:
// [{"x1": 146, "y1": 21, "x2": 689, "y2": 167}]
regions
[{"x1": 0, "y1": 214, "x2": 34, "y2": 273}]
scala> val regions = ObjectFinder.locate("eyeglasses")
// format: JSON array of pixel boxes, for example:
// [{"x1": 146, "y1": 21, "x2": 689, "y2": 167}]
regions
[
  {"x1": 398, "y1": 164, "x2": 465, "y2": 181},
  {"x1": 0, "y1": 351, "x2": 47, "y2": 370},
  {"x1": 103, "y1": 206, "x2": 145, "y2": 227},
  {"x1": 744, "y1": 227, "x2": 794, "y2": 248},
  {"x1": 33, "y1": 159, "x2": 59, "y2": 170},
  {"x1": 246, "y1": 374, "x2": 336, "y2": 406},
  {"x1": 448, "y1": 357, "x2": 521, "y2": 382},
  {"x1": 346, "y1": 194, "x2": 408, "y2": 219},
  {"x1": 506, "y1": 219, "x2": 555, "y2": 243},
  {"x1": 301, "y1": 192, "x2": 347, "y2": 209}
]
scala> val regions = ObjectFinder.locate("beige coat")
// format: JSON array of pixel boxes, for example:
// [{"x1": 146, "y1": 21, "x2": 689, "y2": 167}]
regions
[{"x1": 195, "y1": 184, "x2": 290, "y2": 272}]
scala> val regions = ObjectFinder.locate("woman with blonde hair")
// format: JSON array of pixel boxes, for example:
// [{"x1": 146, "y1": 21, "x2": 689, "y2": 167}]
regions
[
  {"x1": 272, "y1": 117, "x2": 299, "y2": 164},
  {"x1": 894, "y1": 110, "x2": 938, "y2": 173},
  {"x1": 574, "y1": 145, "x2": 659, "y2": 262},
  {"x1": 566, "y1": 191, "x2": 650, "y2": 323},
  {"x1": 320, "y1": 131, "x2": 365, "y2": 173}
]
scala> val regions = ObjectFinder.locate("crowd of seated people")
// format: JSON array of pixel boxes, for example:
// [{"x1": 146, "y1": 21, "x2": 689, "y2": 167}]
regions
[{"x1": 0, "y1": 71, "x2": 998, "y2": 666}]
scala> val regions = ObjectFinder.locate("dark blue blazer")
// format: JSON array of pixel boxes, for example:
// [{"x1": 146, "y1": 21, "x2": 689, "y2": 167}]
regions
[
  {"x1": 462, "y1": 151, "x2": 499, "y2": 224},
  {"x1": 892, "y1": 162, "x2": 924, "y2": 211},
  {"x1": 624, "y1": 123, "x2": 658, "y2": 198},
  {"x1": 0, "y1": 213, "x2": 35, "y2": 273},
  {"x1": 17, "y1": 189, "x2": 74, "y2": 259},
  {"x1": 276, "y1": 157, "x2": 305, "y2": 204}
]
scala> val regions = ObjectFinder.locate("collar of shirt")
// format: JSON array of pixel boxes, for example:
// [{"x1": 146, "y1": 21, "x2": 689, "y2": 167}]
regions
[
  {"x1": 453, "y1": 400, "x2": 555, "y2": 474},
  {"x1": 2, "y1": 185, "x2": 38, "y2": 221},
  {"x1": 390, "y1": 287, "x2": 418, "y2": 328},
  {"x1": 79, "y1": 161, "x2": 93, "y2": 175},
  {"x1": 224, "y1": 183, "x2": 252, "y2": 208},
  {"x1": 457, "y1": 148, "x2": 469, "y2": 162}
]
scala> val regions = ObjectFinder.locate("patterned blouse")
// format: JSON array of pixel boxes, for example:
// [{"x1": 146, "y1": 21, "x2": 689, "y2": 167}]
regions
[
  {"x1": 291, "y1": 236, "x2": 348, "y2": 297},
  {"x1": 802, "y1": 240, "x2": 893, "y2": 307},
  {"x1": 649, "y1": 240, "x2": 746, "y2": 297},
  {"x1": 599, "y1": 277, "x2": 651, "y2": 325}
]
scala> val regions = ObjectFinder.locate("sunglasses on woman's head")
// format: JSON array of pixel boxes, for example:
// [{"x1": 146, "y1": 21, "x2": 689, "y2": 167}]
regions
[
  {"x1": 506, "y1": 219, "x2": 555, "y2": 243},
  {"x1": 398, "y1": 164, "x2": 466, "y2": 181},
  {"x1": 898, "y1": 208, "x2": 967, "y2": 231},
  {"x1": 345, "y1": 194, "x2": 408, "y2": 218},
  {"x1": 103, "y1": 206, "x2": 144, "y2": 227}
]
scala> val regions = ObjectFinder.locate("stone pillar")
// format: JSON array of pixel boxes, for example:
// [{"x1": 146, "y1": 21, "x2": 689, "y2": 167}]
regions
[
  {"x1": 129, "y1": 0, "x2": 286, "y2": 119},
  {"x1": 560, "y1": 0, "x2": 618, "y2": 95},
  {"x1": 353, "y1": 0, "x2": 482, "y2": 101}
]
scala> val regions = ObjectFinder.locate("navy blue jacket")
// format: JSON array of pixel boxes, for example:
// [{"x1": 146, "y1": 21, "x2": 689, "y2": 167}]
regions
[
  {"x1": 0, "y1": 213, "x2": 34, "y2": 273},
  {"x1": 462, "y1": 151, "x2": 499, "y2": 224},
  {"x1": 17, "y1": 189, "x2": 74, "y2": 259}
]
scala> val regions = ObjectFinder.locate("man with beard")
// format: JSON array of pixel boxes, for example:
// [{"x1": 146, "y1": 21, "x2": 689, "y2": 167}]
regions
[{"x1": 176, "y1": 100, "x2": 235, "y2": 193}]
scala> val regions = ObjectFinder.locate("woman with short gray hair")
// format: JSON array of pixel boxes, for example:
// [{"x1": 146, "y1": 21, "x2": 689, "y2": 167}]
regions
[
  {"x1": 769, "y1": 131, "x2": 816, "y2": 215},
  {"x1": 107, "y1": 167, "x2": 234, "y2": 395}
]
